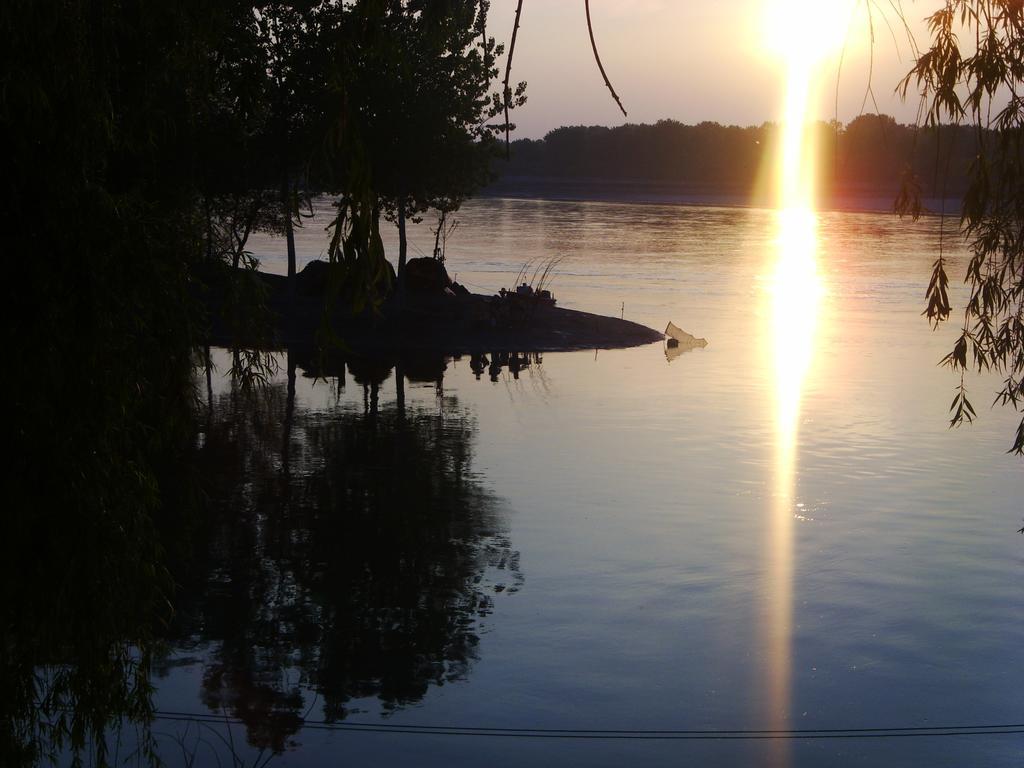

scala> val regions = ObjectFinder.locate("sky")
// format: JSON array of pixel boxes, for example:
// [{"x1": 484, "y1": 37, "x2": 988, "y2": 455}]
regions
[{"x1": 488, "y1": 0, "x2": 934, "y2": 139}]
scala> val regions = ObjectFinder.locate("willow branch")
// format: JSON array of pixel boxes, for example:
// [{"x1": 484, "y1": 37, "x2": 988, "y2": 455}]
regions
[
  {"x1": 585, "y1": 0, "x2": 627, "y2": 118},
  {"x1": 503, "y1": 0, "x2": 524, "y2": 159}
]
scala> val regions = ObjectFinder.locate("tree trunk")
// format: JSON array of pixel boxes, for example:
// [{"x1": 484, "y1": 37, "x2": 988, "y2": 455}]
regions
[
  {"x1": 396, "y1": 193, "x2": 408, "y2": 308},
  {"x1": 204, "y1": 344, "x2": 213, "y2": 413},
  {"x1": 395, "y1": 360, "x2": 405, "y2": 420},
  {"x1": 204, "y1": 196, "x2": 213, "y2": 262},
  {"x1": 282, "y1": 177, "x2": 297, "y2": 297},
  {"x1": 369, "y1": 382, "x2": 379, "y2": 418},
  {"x1": 282, "y1": 347, "x2": 295, "y2": 480}
]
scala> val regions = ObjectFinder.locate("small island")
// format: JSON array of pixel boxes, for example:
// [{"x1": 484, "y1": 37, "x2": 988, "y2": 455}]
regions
[{"x1": 205, "y1": 258, "x2": 665, "y2": 354}]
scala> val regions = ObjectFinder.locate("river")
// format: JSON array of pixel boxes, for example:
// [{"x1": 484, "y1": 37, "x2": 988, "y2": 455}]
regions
[{"x1": 154, "y1": 198, "x2": 1022, "y2": 767}]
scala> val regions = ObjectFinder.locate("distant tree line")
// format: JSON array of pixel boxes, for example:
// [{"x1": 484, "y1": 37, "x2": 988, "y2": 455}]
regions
[{"x1": 500, "y1": 115, "x2": 978, "y2": 202}]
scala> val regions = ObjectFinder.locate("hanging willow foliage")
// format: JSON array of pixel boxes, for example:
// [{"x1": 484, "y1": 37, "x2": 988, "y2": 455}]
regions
[{"x1": 897, "y1": 0, "x2": 1024, "y2": 455}]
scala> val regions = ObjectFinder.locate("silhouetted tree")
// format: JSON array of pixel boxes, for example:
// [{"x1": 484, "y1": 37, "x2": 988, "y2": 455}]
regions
[
  {"x1": 3, "y1": 0, "x2": 216, "y2": 764},
  {"x1": 322, "y1": 0, "x2": 513, "y2": 304}
]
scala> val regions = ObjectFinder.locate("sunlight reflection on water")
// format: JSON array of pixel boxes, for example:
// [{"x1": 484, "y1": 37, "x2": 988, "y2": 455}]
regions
[
  {"x1": 764, "y1": 205, "x2": 825, "y2": 763},
  {"x1": 760, "y1": 4, "x2": 845, "y2": 755}
]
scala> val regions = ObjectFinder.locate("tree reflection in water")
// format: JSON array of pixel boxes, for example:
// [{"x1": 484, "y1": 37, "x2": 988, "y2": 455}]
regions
[{"x1": 167, "y1": 349, "x2": 523, "y2": 753}]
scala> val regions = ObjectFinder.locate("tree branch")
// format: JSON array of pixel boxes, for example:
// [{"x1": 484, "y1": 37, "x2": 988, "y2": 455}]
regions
[{"x1": 585, "y1": 0, "x2": 627, "y2": 118}]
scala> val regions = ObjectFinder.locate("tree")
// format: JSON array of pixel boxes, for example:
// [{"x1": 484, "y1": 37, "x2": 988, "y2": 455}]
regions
[
  {"x1": 252, "y1": 2, "x2": 334, "y2": 286},
  {"x1": 897, "y1": 0, "x2": 1024, "y2": 456},
  {"x1": 2, "y1": 0, "x2": 223, "y2": 763},
  {"x1": 322, "y1": 0, "x2": 513, "y2": 305}
]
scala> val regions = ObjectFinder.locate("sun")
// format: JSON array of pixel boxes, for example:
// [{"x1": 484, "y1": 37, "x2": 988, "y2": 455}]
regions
[{"x1": 761, "y1": 0, "x2": 856, "y2": 66}]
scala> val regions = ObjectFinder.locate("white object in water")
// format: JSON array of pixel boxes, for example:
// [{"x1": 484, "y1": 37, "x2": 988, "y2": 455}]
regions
[{"x1": 665, "y1": 321, "x2": 708, "y2": 349}]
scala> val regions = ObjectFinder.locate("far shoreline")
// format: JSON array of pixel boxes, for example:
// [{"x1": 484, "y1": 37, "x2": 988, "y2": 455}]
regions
[{"x1": 480, "y1": 175, "x2": 962, "y2": 218}]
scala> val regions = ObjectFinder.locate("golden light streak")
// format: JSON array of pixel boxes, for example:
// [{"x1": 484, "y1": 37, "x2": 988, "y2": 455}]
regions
[{"x1": 759, "y1": 2, "x2": 849, "y2": 763}]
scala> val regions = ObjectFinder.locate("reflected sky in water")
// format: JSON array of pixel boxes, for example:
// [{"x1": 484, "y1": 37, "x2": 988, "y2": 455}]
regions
[{"x1": 149, "y1": 200, "x2": 1024, "y2": 767}]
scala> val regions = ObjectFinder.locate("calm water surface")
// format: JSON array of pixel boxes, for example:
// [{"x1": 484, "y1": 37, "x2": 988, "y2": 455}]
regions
[{"x1": 160, "y1": 200, "x2": 1022, "y2": 766}]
